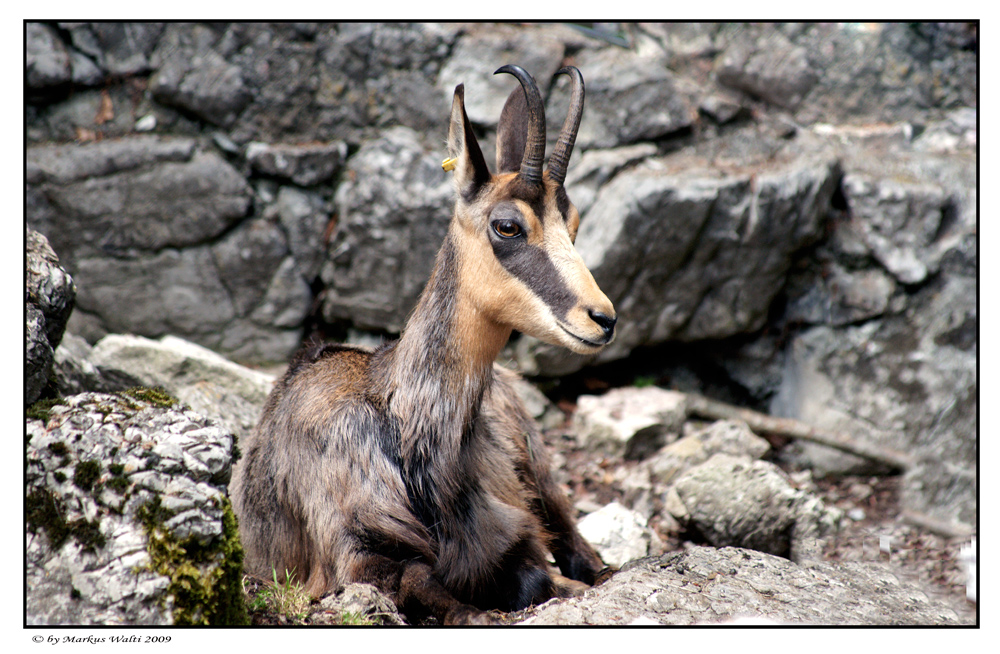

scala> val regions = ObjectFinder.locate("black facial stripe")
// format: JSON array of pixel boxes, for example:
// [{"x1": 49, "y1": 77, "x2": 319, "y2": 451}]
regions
[{"x1": 491, "y1": 238, "x2": 577, "y2": 321}]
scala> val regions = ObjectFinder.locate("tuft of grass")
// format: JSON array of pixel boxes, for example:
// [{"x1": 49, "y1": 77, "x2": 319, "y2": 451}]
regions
[
  {"x1": 337, "y1": 611, "x2": 377, "y2": 625},
  {"x1": 245, "y1": 568, "x2": 312, "y2": 623}
]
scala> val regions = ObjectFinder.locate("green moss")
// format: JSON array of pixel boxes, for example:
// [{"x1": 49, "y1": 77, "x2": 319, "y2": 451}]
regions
[
  {"x1": 54, "y1": 471, "x2": 67, "y2": 484},
  {"x1": 106, "y1": 476, "x2": 130, "y2": 494},
  {"x1": 26, "y1": 488, "x2": 105, "y2": 552},
  {"x1": 47, "y1": 441, "x2": 69, "y2": 457},
  {"x1": 73, "y1": 460, "x2": 101, "y2": 493},
  {"x1": 338, "y1": 611, "x2": 377, "y2": 626},
  {"x1": 137, "y1": 496, "x2": 249, "y2": 626},
  {"x1": 27, "y1": 488, "x2": 70, "y2": 549},
  {"x1": 70, "y1": 516, "x2": 107, "y2": 552},
  {"x1": 121, "y1": 387, "x2": 178, "y2": 409},
  {"x1": 106, "y1": 463, "x2": 129, "y2": 494},
  {"x1": 27, "y1": 398, "x2": 65, "y2": 422}
]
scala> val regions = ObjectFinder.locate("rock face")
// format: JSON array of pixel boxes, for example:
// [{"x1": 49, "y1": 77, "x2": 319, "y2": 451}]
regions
[
  {"x1": 519, "y1": 546, "x2": 965, "y2": 625},
  {"x1": 525, "y1": 138, "x2": 841, "y2": 375},
  {"x1": 26, "y1": 392, "x2": 246, "y2": 626},
  {"x1": 319, "y1": 126, "x2": 453, "y2": 331}
]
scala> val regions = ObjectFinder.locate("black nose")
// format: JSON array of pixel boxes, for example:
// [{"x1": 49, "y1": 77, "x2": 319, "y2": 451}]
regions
[{"x1": 588, "y1": 309, "x2": 617, "y2": 337}]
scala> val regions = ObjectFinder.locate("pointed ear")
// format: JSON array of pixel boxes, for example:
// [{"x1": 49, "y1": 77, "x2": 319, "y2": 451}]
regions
[
  {"x1": 447, "y1": 84, "x2": 490, "y2": 198},
  {"x1": 495, "y1": 85, "x2": 527, "y2": 174}
]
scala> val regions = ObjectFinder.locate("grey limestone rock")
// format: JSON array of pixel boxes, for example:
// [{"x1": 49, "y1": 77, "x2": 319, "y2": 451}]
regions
[
  {"x1": 573, "y1": 386, "x2": 688, "y2": 460},
  {"x1": 646, "y1": 419, "x2": 771, "y2": 485},
  {"x1": 314, "y1": 584, "x2": 406, "y2": 625},
  {"x1": 666, "y1": 453, "x2": 842, "y2": 562},
  {"x1": 576, "y1": 502, "x2": 664, "y2": 568},
  {"x1": 320, "y1": 126, "x2": 453, "y2": 332},
  {"x1": 519, "y1": 546, "x2": 966, "y2": 625},
  {"x1": 88, "y1": 334, "x2": 276, "y2": 441},
  {"x1": 246, "y1": 140, "x2": 348, "y2": 187},
  {"x1": 26, "y1": 392, "x2": 244, "y2": 626},
  {"x1": 526, "y1": 140, "x2": 840, "y2": 376},
  {"x1": 26, "y1": 228, "x2": 77, "y2": 405},
  {"x1": 436, "y1": 24, "x2": 565, "y2": 128},
  {"x1": 26, "y1": 22, "x2": 73, "y2": 89}
]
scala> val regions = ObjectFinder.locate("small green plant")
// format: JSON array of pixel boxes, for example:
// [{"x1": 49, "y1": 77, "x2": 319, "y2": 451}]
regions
[
  {"x1": 246, "y1": 568, "x2": 312, "y2": 623},
  {"x1": 337, "y1": 611, "x2": 377, "y2": 625},
  {"x1": 633, "y1": 375, "x2": 658, "y2": 388}
]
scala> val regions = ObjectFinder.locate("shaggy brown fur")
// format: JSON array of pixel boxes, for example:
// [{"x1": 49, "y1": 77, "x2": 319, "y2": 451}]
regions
[{"x1": 230, "y1": 65, "x2": 615, "y2": 625}]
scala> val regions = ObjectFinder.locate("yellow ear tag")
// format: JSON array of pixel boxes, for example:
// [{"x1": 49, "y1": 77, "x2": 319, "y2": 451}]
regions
[{"x1": 441, "y1": 157, "x2": 457, "y2": 172}]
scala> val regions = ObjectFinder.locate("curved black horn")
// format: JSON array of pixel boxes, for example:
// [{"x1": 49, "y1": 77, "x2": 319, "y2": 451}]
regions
[
  {"x1": 494, "y1": 64, "x2": 546, "y2": 186},
  {"x1": 547, "y1": 66, "x2": 585, "y2": 186}
]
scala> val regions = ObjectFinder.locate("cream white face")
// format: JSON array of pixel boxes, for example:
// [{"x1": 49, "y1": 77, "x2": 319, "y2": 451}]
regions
[{"x1": 454, "y1": 174, "x2": 617, "y2": 355}]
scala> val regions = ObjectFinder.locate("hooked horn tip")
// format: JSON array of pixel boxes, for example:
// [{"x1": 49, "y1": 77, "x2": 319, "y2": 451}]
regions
[{"x1": 494, "y1": 64, "x2": 520, "y2": 76}]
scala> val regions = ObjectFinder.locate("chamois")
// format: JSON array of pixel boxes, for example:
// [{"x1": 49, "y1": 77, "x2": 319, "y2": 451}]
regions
[{"x1": 230, "y1": 65, "x2": 617, "y2": 625}]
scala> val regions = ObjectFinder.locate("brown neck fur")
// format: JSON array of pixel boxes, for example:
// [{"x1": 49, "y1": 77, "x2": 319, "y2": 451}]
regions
[{"x1": 375, "y1": 231, "x2": 511, "y2": 501}]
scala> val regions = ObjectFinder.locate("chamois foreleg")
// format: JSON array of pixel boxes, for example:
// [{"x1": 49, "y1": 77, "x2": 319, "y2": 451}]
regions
[
  {"x1": 352, "y1": 554, "x2": 494, "y2": 625},
  {"x1": 521, "y1": 424, "x2": 611, "y2": 586},
  {"x1": 488, "y1": 372, "x2": 610, "y2": 586}
]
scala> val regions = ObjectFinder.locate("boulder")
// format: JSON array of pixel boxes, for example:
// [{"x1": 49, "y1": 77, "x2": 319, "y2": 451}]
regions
[
  {"x1": 573, "y1": 386, "x2": 688, "y2": 460},
  {"x1": 519, "y1": 546, "x2": 967, "y2": 625},
  {"x1": 26, "y1": 392, "x2": 246, "y2": 625},
  {"x1": 646, "y1": 419, "x2": 771, "y2": 485},
  {"x1": 576, "y1": 502, "x2": 664, "y2": 568},
  {"x1": 666, "y1": 453, "x2": 842, "y2": 562},
  {"x1": 87, "y1": 334, "x2": 276, "y2": 441}
]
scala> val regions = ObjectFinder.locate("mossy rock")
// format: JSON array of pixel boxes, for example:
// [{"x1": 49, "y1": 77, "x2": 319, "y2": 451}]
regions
[{"x1": 137, "y1": 496, "x2": 249, "y2": 626}]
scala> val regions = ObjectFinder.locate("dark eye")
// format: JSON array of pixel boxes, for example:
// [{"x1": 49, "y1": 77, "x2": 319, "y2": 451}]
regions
[{"x1": 492, "y1": 219, "x2": 522, "y2": 239}]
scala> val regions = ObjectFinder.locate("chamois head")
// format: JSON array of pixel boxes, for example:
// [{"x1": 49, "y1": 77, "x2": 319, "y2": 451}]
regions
[{"x1": 444, "y1": 65, "x2": 616, "y2": 354}]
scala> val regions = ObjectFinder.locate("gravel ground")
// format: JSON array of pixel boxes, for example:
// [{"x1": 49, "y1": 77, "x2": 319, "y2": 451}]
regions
[{"x1": 550, "y1": 420, "x2": 977, "y2": 626}]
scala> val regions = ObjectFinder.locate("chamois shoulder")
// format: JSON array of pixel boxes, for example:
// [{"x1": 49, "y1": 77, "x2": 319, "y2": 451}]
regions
[{"x1": 262, "y1": 342, "x2": 377, "y2": 417}]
